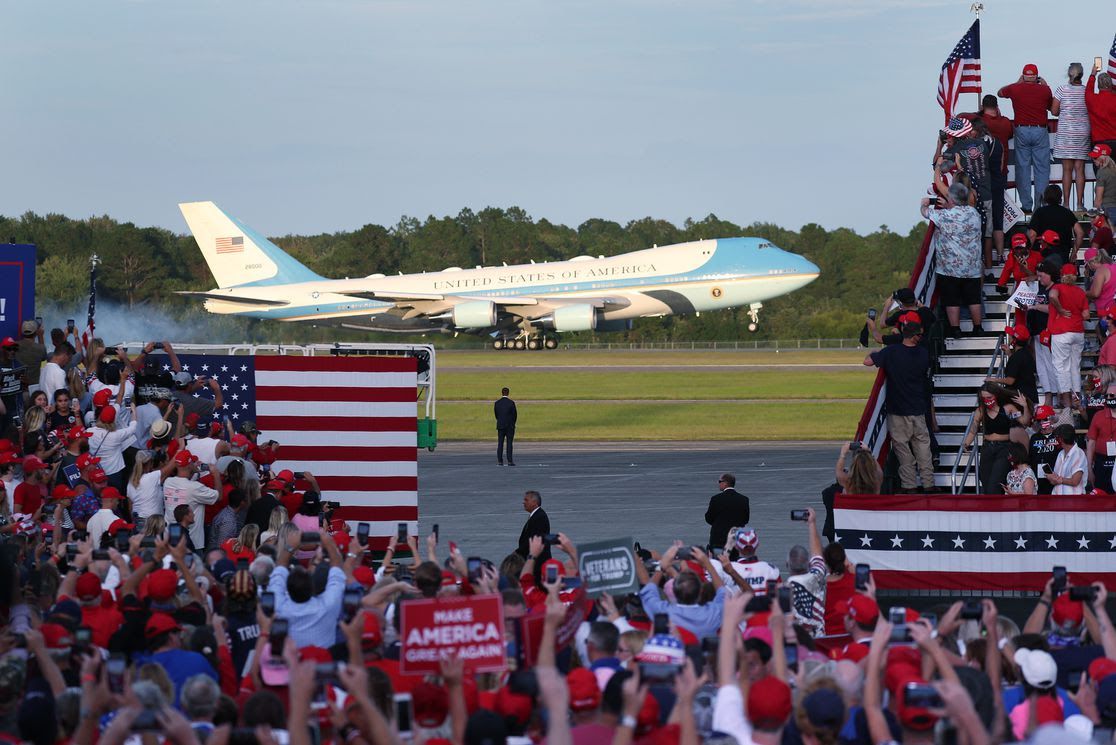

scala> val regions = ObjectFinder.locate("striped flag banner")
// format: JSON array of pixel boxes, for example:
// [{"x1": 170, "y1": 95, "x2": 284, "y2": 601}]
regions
[
  {"x1": 215, "y1": 236, "x2": 245, "y2": 254},
  {"x1": 163, "y1": 353, "x2": 417, "y2": 548},
  {"x1": 835, "y1": 494, "x2": 1116, "y2": 593},
  {"x1": 1109, "y1": 31, "x2": 1116, "y2": 77}
]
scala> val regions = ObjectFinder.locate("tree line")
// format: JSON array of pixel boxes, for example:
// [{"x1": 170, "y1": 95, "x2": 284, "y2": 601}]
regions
[{"x1": 0, "y1": 209, "x2": 927, "y2": 344}]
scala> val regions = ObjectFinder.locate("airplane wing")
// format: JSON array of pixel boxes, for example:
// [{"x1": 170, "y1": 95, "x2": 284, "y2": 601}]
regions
[
  {"x1": 356, "y1": 293, "x2": 629, "y2": 322},
  {"x1": 176, "y1": 291, "x2": 290, "y2": 307}
]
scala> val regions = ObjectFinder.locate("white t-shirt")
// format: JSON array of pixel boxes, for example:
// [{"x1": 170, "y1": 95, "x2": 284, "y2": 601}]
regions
[
  {"x1": 39, "y1": 362, "x2": 67, "y2": 401},
  {"x1": 87, "y1": 508, "x2": 119, "y2": 548},
  {"x1": 128, "y1": 470, "x2": 165, "y2": 519},
  {"x1": 88, "y1": 421, "x2": 138, "y2": 476},
  {"x1": 712, "y1": 557, "x2": 781, "y2": 596},
  {"x1": 186, "y1": 437, "x2": 222, "y2": 466},
  {"x1": 163, "y1": 476, "x2": 219, "y2": 548}
]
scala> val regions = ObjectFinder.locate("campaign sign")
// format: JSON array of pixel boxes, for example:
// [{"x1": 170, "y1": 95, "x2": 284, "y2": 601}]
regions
[
  {"x1": 400, "y1": 593, "x2": 505, "y2": 675},
  {"x1": 518, "y1": 586, "x2": 591, "y2": 667},
  {"x1": 0, "y1": 245, "x2": 36, "y2": 341},
  {"x1": 577, "y1": 536, "x2": 638, "y2": 598},
  {"x1": 1006, "y1": 280, "x2": 1039, "y2": 309},
  {"x1": 1003, "y1": 194, "x2": 1024, "y2": 232}
]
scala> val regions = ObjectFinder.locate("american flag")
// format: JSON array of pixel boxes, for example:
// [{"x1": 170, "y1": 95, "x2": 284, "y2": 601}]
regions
[
  {"x1": 214, "y1": 236, "x2": 245, "y2": 254},
  {"x1": 159, "y1": 353, "x2": 418, "y2": 546},
  {"x1": 1109, "y1": 32, "x2": 1116, "y2": 77},
  {"x1": 81, "y1": 255, "x2": 97, "y2": 349},
  {"x1": 937, "y1": 20, "x2": 982, "y2": 124},
  {"x1": 835, "y1": 493, "x2": 1116, "y2": 593}
]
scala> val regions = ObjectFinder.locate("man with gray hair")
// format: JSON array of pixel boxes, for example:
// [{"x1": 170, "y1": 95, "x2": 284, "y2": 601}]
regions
[
  {"x1": 921, "y1": 175, "x2": 984, "y2": 338},
  {"x1": 180, "y1": 674, "x2": 220, "y2": 742},
  {"x1": 785, "y1": 507, "x2": 827, "y2": 637}
]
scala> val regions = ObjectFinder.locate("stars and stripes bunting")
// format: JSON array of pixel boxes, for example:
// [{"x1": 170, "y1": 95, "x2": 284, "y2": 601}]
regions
[
  {"x1": 1109, "y1": 32, "x2": 1116, "y2": 78},
  {"x1": 214, "y1": 236, "x2": 245, "y2": 254},
  {"x1": 161, "y1": 353, "x2": 418, "y2": 547},
  {"x1": 81, "y1": 255, "x2": 97, "y2": 349},
  {"x1": 835, "y1": 493, "x2": 1116, "y2": 592},
  {"x1": 937, "y1": 20, "x2": 982, "y2": 124}
]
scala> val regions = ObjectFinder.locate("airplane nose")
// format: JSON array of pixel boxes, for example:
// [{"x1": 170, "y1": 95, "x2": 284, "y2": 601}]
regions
[{"x1": 792, "y1": 253, "x2": 820, "y2": 278}]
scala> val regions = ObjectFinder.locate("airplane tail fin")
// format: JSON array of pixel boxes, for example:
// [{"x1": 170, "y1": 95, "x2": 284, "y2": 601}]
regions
[{"x1": 178, "y1": 201, "x2": 324, "y2": 289}]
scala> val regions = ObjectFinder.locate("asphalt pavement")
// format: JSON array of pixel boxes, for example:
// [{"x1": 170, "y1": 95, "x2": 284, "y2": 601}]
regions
[{"x1": 416, "y1": 441, "x2": 839, "y2": 576}]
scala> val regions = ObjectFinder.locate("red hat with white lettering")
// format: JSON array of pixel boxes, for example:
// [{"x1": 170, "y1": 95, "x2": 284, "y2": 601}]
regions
[
  {"x1": 1091, "y1": 144, "x2": 1113, "y2": 159},
  {"x1": 1011, "y1": 233, "x2": 1029, "y2": 248},
  {"x1": 1022, "y1": 63, "x2": 1039, "y2": 76},
  {"x1": 1041, "y1": 229, "x2": 1061, "y2": 245}
]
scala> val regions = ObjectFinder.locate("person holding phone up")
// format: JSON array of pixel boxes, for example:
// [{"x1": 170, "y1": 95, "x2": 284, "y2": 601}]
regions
[{"x1": 267, "y1": 529, "x2": 347, "y2": 649}]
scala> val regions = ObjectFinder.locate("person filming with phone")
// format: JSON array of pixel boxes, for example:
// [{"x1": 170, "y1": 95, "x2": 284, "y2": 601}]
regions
[{"x1": 267, "y1": 528, "x2": 347, "y2": 649}]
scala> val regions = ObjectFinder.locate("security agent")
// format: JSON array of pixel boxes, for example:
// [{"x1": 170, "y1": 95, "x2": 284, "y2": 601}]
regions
[{"x1": 494, "y1": 387, "x2": 517, "y2": 466}]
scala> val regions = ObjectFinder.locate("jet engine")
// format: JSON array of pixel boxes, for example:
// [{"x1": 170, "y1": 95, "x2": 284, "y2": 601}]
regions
[{"x1": 451, "y1": 300, "x2": 497, "y2": 328}]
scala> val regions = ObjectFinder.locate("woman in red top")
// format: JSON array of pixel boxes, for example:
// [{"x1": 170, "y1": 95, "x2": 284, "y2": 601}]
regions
[
  {"x1": 822, "y1": 543, "x2": 856, "y2": 636},
  {"x1": 222, "y1": 523, "x2": 259, "y2": 563},
  {"x1": 1048, "y1": 263, "x2": 1091, "y2": 409}
]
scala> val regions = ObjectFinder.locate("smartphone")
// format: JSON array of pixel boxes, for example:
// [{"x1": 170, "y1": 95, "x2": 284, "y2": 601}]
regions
[
  {"x1": 301, "y1": 531, "x2": 320, "y2": 545},
  {"x1": 236, "y1": 558, "x2": 249, "y2": 572},
  {"x1": 293, "y1": 471, "x2": 305, "y2": 479},
  {"x1": 432, "y1": 523, "x2": 439, "y2": 543},
  {"x1": 1070, "y1": 586, "x2": 1098, "y2": 603},
  {"x1": 1067, "y1": 670, "x2": 1084, "y2": 691},
  {"x1": 676, "y1": 547, "x2": 692, "y2": 561},
  {"x1": 701, "y1": 636, "x2": 719, "y2": 671},
  {"x1": 75, "y1": 627, "x2": 92, "y2": 650},
  {"x1": 260, "y1": 591, "x2": 276, "y2": 618},
  {"x1": 152, "y1": 342, "x2": 164, "y2": 350},
  {"x1": 778, "y1": 586, "x2": 792, "y2": 613},
  {"x1": 710, "y1": 547, "x2": 724, "y2": 558},
  {"x1": 639, "y1": 661, "x2": 681, "y2": 684},
  {"x1": 168, "y1": 523, "x2": 183, "y2": 545},
  {"x1": 66, "y1": 543, "x2": 78, "y2": 561},
  {"x1": 397, "y1": 522, "x2": 408, "y2": 543},
  {"x1": 855, "y1": 563, "x2": 870, "y2": 591},
  {"x1": 394, "y1": 693, "x2": 414, "y2": 739},
  {"x1": 653, "y1": 613, "x2": 670, "y2": 636},
  {"x1": 1097, "y1": 56, "x2": 1105, "y2": 73},
  {"x1": 766, "y1": 579, "x2": 778, "y2": 597},
  {"x1": 357, "y1": 523, "x2": 370, "y2": 546},
  {"x1": 960, "y1": 599, "x2": 983, "y2": 620},
  {"x1": 921, "y1": 612, "x2": 938, "y2": 629},
  {"x1": 904, "y1": 682, "x2": 944, "y2": 709},
  {"x1": 1053, "y1": 566, "x2": 1067, "y2": 595},
  {"x1": 130, "y1": 709, "x2": 159, "y2": 732},
  {"x1": 91, "y1": 549, "x2": 110, "y2": 561},
  {"x1": 107, "y1": 654, "x2": 127, "y2": 693},
  {"x1": 889, "y1": 607, "x2": 906, "y2": 624},
  {"x1": 140, "y1": 536, "x2": 156, "y2": 548},
  {"x1": 789, "y1": 509, "x2": 809, "y2": 521},
  {"x1": 343, "y1": 588, "x2": 362, "y2": 621},
  {"x1": 35, "y1": 316, "x2": 42, "y2": 328},
  {"x1": 785, "y1": 644, "x2": 798, "y2": 667},
  {"x1": 66, "y1": 319, "x2": 75, "y2": 331},
  {"x1": 543, "y1": 533, "x2": 561, "y2": 546},
  {"x1": 867, "y1": 308, "x2": 878, "y2": 320},
  {"x1": 544, "y1": 563, "x2": 558, "y2": 585},
  {"x1": 115, "y1": 532, "x2": 130, "y2": 553},
  {"x1": 269, "y1": 618, "x2": 288, "y2": 653}
]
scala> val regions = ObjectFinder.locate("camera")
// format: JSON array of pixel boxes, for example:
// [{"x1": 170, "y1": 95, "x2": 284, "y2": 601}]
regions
[
  {"x1": 960, "y1": 599, "x2": 983, "y2": 620},
  {"x1": 904, "y1": 682, "x2": 943, "y2": 709},
  {"x1": 790, "y1": 509, "x2": 809, "y2": 521}
]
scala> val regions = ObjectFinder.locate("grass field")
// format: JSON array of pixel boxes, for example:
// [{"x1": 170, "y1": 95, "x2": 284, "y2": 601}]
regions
[{"x1": 433, "y1": 349, "x2": 871, "y2": 441}]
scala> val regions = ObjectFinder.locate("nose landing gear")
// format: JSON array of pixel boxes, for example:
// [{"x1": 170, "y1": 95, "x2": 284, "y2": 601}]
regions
[{"x1": 747, "y1": 302, "x2": 762, "y2": 332}]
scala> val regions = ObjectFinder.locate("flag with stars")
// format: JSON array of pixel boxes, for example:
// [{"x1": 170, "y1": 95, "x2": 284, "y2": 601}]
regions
[
  {"x1": 159, "y1": 353, "x2": 417, "y2": 545},
  {"x1": 937, "y1": 20, "x2": 981, "y2": 124},
  {"x1": 835, "y1": 494, "x2": 1116, "y2": 593},
  {"x1": 1109, "y1": 31, "x2": 1116, "y2": 78}
]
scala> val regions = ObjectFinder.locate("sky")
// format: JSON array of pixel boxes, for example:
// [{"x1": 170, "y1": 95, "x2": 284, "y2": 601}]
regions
[{"x1": 3, "y1": 0, "x2": 1113, "y2": 239}]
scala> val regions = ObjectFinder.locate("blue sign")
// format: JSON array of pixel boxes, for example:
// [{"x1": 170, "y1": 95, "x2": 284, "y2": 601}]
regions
[{"x1": 0, "y1": 245, "x2": 37, "y2": 341}]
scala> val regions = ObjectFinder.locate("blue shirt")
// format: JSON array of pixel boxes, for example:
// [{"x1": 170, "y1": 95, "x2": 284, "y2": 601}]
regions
[
  {"x1": 638, "y1": 583, "x2": 726, "y2": 639},
  {"x1": 135, "y1": 649, "x2": 218, "y2": 706},
  {"x1": 268, "y1": 565, "x2": 346, "y2": 649}
]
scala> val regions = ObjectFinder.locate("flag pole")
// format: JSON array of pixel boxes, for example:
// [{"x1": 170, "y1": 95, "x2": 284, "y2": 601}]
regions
[{"x1": 970, "y1": 3, "x2": 984, "y2": 103}]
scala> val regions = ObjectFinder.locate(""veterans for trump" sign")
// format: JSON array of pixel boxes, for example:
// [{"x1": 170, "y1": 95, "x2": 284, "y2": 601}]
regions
[{"x1": 577, "y1": 537, "x2": 639, "y2": 598}]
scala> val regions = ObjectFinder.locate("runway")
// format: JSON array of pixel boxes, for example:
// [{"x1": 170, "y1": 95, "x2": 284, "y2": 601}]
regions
[{"x1": 416, "y1": 441, "x2": 840, "y2": 575}]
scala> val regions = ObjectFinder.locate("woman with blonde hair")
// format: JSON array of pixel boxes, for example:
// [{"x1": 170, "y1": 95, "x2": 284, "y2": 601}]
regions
[
  {"x1": 127, "y1": 451, "x2": 175, "y2": 531},
  {"x1": 1052, "y1": 62, "x2": 1091, "y2": 210},
  {"x1": 223, "y1": 523, "x2": 259, "y2": 563},
  {"x1": 142, "y1": 514, "x2": 166, "y2": 541},
  {"x1": 66, "y1": 367, "x2": 88, "y2": 411},
  {"x1": 21, "y1": 406, "x2": 46, "y2": 436},
  {"x1": 259, "y1": 506, "x2": 289, "y2": 545},
  {"x1": 1092, "y1": 146, "x2": 1116, "y2": 225}
]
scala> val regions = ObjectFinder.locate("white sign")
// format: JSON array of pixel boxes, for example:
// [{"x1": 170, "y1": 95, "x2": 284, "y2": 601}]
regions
[
  {"x1": 1006, "y1": 280, "x2": 1039, "y2": 309},
  {"x1": 1003, "y1": 193, "x2": 1024, "y2": 232}
]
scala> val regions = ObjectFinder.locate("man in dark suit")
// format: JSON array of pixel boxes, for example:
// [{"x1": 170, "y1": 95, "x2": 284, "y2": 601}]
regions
[
  {"x1": 494, "y1": 387, "x2": 517, "y2": 466},
  {"x1": 516, "y1": 490, "x2": 551, "y2": 562},
  {"x1": 704, "y1": 473, "x2": 749, "y2": 549}
]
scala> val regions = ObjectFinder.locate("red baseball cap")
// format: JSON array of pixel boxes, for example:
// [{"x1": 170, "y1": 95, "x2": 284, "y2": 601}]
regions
[
  {"x1": 76, "y1": 453, "x2": 101, "y2": 470},
  {"x1": 87, "y1": 467, "x2": 108, "y2": 483},
  {"x1": 92, "y1": 389, "x2": 113, "y2": 408},
  {"x1": 1034, "y1": 405, "x2": 1056, "y2": 421},
  {"x1": 897, "y1": 678, "x2": 939, "y2": 731},
  {"x1": 846, "y1": 594, "x2": 880, "y2": 626},
  {"x1": 0, "y1": 338, "x2": 18, "y2": 349},
  {"x1": 1089, "y1": 657, "x2": 1116, "y2": 683},
  {"x1": 231, "y1": 433, "x2": 250, "y2": 447},
  {"x1": 277, "y1": 469, "x2": 296, "y2": 483},
  {"x1": 567, "y1": 668, "x2": 602, "y2": 712},
  {"x1": 145, "y1": 612, "x2": 182, "y2": 639},
  {"x1": 101, "y1": 487, "x2": 123, "y2": 501},
  {"x1": 185, "y1": 412, "x2": 200, "y2": 428},
  {"x1": 51, "y1": 484, "x2": 76, "y2": 500},
  {"x1": 63, "y1": 425, "x2": 91, "y2": 443},
  {"x1": 22, "y1": 456, "x2": 48, "y2": 473},
  {"x1": 353, "y1": 566, "x2": 376, "y2": 588},
  {"x1": 413, "y1": 682, "x2": 450, "y2": 727},
  {"x1": 98, "y1": 407, "x2": 116, "y2": 424},
  {"x1": 40, "y1": 622, "x2": 73, "y2": 650},
  {"x1": 361, "y1": 613, "x2": 383, "y2": 647},
  {"x1": 174, "y1": 450, "x2": 197, "y2": 467},
  {"x1": 0, "y1": 439, "x2": 13, "y2": 453},
  {"x1": 1052, "y1": 592, "x2": 1084, "y2": 630},
  {"x1": 1011, "y1": 233, "x2": 1029, "y2": 248},
  {"x1": 1005, "y1": 325, "x2": 1031, "y2": 343},
  {"x1": 1041, "y1": 229, "x2": 1061, "y2": 245},
  {"x1": 1022, "y1": 63, "x2": 1039, "y2": 76},
  {"x1": 107, "y1": 518, "x2": 134, "y2": 536},
  {"x1": 147, "y1": 568, "x2": 179, "y2": 602},
  {"x1": 1091, "y1": 144, "x2": 1113, "y2": 158},
  {"x1": 76, "y1": 572, "x2": 102, "y2": 600},
  {"x1": 264, "y1": 479, "x2": 286, "y2": 492},
  {"x1": 1061, "y1": 263, "x2": 1078, "y2": 277},
  {"x1": 746, "y1": 676, "x2": 793, "y2": 730}
]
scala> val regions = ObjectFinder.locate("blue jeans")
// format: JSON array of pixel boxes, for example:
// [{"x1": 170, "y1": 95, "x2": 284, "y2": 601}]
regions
[{"x1": 1014, "y1": 125, "x2": 1050, "y2": 211}]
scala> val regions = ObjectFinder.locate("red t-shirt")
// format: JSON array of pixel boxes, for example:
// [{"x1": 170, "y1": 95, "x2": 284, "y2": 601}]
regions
[
  {"x1": 12, "y1": 482, "x2": 43, "y2": 515},
  {"x1": 823, "y1": 572, "x2": 856, "y2": 635},
  {"x1": 82, "y1": 604, "x2": 125, "y2": 648},
  {"x1": 1088, "y1": 410, "x2": 1116, "y2": 454},
  {"x1": 1048, "y1": 283, "x2": 1089, "y2": 335},
  {"x1": 998, "y1": 250, "x2": 1042, "y2": 285},
  {"x1": 221, "y1": 538, "x2": 255, "y2": 564},
  {"x1": 997, "y1": 82, "x2": 1053, "y2": 127},
  {"x1": 1086, "y1": 74, "x2": 1116, "y2": 142}
]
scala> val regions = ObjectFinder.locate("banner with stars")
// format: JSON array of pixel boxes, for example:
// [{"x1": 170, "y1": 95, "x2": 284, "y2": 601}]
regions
[{"x1": 835, "y1": 494, "x2": 1116, "y2": 593}]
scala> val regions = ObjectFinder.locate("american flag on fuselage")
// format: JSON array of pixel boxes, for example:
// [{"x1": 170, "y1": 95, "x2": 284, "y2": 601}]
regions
[
  {"x1": 937, "y1": 20, "x2": 982, "y2": 123},
  {"x1": 162, "y1": 354, "x2": 418, "y2": 546}
]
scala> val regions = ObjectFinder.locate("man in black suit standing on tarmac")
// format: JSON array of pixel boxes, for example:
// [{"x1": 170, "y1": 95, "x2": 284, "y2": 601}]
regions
[
  {"x1": 494, "y1": 387, "x2": 517, "y2": 466},
  {"x1": 516, "y1": 490, "x2": 551, "y2": 562},
  {"x1": 704, "y1": 473, "x2": 750, "y2": 549}
]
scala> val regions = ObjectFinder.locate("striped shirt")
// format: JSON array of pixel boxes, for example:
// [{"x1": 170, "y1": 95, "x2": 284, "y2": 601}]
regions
[{"x1": 1053, "y1": 444, "x2": 1087, "y2": 495}]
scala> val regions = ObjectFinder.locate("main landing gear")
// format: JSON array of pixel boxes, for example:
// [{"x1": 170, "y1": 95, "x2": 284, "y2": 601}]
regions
[
  {"x1": 492, "y1": 334, "x2": 559, "y2": 351},
  {"x1": 747, "y1": 302, "x2": 763, "y2": 332}
]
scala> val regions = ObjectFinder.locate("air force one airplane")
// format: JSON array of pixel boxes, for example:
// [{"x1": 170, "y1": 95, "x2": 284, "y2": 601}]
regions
[{"x1": 179, "y1": 202, "x2": 819, "y2": 349}]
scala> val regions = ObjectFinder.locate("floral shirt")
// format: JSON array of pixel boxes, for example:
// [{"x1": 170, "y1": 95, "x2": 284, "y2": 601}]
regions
[{"x1": 929, "y1": 206, "x2": 982, "y2": 278}]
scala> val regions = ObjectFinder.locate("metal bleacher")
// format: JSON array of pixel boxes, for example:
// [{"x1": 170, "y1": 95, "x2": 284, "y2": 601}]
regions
[{"x1": 856, "y1": 126, "x2": 1104, "y2": 494}]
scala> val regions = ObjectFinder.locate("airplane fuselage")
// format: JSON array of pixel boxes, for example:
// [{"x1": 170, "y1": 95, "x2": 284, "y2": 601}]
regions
[{"x1": 200, "y1": 237, "x2": 819, "y2": 331}]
